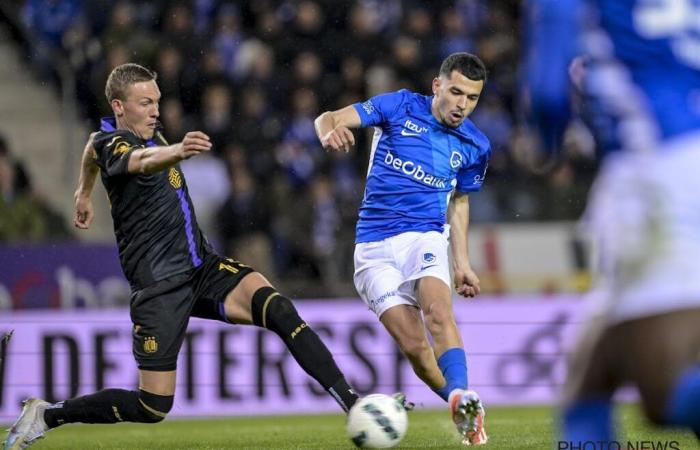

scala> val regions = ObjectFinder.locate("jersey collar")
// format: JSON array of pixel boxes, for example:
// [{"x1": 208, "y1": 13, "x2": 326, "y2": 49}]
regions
[{"x1": 99, "y1": 117, "x2": 164, "y2": 146}]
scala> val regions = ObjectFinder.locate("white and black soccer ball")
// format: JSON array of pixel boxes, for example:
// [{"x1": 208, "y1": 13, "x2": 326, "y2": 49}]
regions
[{"x1": 346, "y1": 394, "x2": 408, "y2": 449}]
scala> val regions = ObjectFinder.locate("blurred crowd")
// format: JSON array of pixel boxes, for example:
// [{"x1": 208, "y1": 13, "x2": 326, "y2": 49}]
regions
[{"x1": 7, "y1": 0, "x2": 596, "y2": 295}]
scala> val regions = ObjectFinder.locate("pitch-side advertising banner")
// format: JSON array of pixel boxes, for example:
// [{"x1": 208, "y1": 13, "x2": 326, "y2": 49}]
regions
[{"x1": 0, "y1": 298, "x2": 584, "y2": 421}]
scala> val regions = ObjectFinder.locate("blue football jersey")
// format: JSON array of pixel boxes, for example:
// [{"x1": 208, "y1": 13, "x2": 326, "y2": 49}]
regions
[
  {"x1": 526, "y1": 0, "x2": 700, "y2": 156},
  {"x1": 352, "y1": 90, "x2": 491, "y2": 243}
]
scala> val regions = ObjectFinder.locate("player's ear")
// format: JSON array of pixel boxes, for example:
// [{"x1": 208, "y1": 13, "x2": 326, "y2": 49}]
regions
[
  {"x1": 432, "y1": 77, "x2": 440, "y2": 95},
  {"x1": 112, "y1": 99, "x2": 124, "y2": 117}
]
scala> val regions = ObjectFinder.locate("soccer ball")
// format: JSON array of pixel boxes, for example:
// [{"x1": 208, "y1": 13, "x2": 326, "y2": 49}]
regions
[{"x1": 346, "y1": 394, "x2": 408, "y2": 449}]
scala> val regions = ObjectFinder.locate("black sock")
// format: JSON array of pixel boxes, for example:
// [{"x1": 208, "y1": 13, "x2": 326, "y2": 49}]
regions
[
  {"x1": 328, "y1": 378, "x2": 359, "y2": 412},
  {"x1": 43, "y1": 389, "x2": 171, "y2": 428},
  {"x1": 252, "y1": 287, "x2": 359, "y2": 411}
]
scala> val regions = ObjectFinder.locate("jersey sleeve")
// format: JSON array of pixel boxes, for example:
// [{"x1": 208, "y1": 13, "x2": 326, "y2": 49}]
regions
[
  {"x1": 352, "y1": 90, "x2": 408, "y2": 127},
  {"x1": 93, "y1": 131, "x2": 140, "y2": 177},
  {"x1": 455, "y1": 144, "x2": 491, "y2": 193}
]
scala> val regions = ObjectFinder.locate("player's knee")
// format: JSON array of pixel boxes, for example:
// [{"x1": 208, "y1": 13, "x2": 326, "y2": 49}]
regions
[
  {"x1": 251, "y1": 286, "x2": 305, "y2": 336},
  {"x1": 398, "y1": 334, "x2": 432, "y2": 361},
  {"x1": 137, "y1": 389, "x2": 174, "y2": 423},
  {"x1": 423, "y1": 302, "x2": 454, "y2": 330}
]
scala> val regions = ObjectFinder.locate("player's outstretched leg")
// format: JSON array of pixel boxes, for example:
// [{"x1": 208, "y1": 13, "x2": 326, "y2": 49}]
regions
[
  {"x1": 250, "y1": 286, "x2": 359, "y2": 412},
  {"x1": 4, "y1": 389, "x2": 173, "y2": 449},
  {"x1": 3, "y1": 399, "x2": 49, "y2": 450},
  {"x1": 449, "y1": 389, "x2": 488, "y2": 445}
]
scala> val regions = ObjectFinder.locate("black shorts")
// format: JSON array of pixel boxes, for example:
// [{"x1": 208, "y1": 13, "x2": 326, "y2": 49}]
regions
[{"x1": 130, "y1": 253, "x2": 254, "y2": 371}]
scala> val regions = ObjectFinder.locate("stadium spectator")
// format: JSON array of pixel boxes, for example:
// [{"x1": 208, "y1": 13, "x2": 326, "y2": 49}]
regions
[
  {"x1": 198, "y1": 82, "x2": 234, "y2": 154},
  {"x1": 216, "y1": 161, "x2": 273, "y2": 278},
  {"x1": 21, "y1": 0, "x2": 84, "y2": 80},
  {"x1": 0, "y1": 135, "x2": 72, "y2": 242},
  {"x1": 315, "y1": 52, "x2": 490, "y2": 445}
]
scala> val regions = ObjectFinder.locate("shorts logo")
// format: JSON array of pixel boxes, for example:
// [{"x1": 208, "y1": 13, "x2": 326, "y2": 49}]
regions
[
  {"x1": 423, "y1": 253, "x2": 436, "y2": 264},
  {"x1": 361, "y1": 100, "x2": 375, "y2": 114},
  {"x1": 143, "y1": 336, "x2": 158, "y2": 354},
  {"x1": 450, "y1": 151, "x2": 463, "y2": 169},
  {"x1": 369, "y1": 290, "x2": 398, "y2": 311},
  {"x1": 168, "y1": 168, "x2": 182, "y2": 188}
]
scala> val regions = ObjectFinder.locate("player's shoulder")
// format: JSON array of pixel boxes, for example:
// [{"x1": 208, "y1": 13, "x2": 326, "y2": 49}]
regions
[
  {"x1": 380, "y1": 89, "x2": 431, "y2": 117},
  {"x1": 394, "y1": 89, "x2": 429, "y2": 107},
  {"x1": 457, "y1": 118, "x2": 491, "y2": 154},
  {"x1": 92, "y1": 129, "x2": 138, "y2": 153},
  {"x1": 92, "y1": 117, "x2": 141, "y2": 152}
]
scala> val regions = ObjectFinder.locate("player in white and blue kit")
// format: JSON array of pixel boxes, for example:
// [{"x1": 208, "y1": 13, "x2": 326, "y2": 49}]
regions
[
  {"x1": 315, "y1": 53, "x2": 490, "y2": 445},
  {"x1": 525, "y1": 0, "x2": 700, "y2": 445}
]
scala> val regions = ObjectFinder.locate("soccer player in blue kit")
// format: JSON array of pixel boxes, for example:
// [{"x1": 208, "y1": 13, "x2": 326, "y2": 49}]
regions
[
  {"x1": 524, "y1": 0, "x2": 700, "y2": 444},
  {"x1": 315, "y1": 52, "x2": 490, "y2": 445}
]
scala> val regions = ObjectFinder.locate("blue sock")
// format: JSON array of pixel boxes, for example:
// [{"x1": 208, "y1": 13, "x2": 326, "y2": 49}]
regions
[
  {"x1": 561, "y1": 398, "x2": 614, "y2": 444},
  {"x1": 434, "y1": 347, "x2": 467, "y2": 401},
  {"x1": 666, "y1": 365, "x2": 700, "y2": 431}
]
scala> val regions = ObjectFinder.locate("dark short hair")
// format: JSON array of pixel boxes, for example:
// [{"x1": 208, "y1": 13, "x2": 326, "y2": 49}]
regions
[
  {"x1": 105, "y1": 63, "x2": 157, "y2": 102},
  {"x1": 439, "y1": 52, "x2": 487, "y2": 83}
]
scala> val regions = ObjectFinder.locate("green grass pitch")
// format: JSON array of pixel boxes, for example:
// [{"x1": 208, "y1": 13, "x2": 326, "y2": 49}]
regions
[{"x1": 13, "y1": 405, "x2": 697, "y2": 449}]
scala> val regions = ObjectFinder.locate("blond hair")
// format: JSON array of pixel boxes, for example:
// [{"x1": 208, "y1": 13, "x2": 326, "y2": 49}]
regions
[{"x1": 105, "y1": 63, "x2": 157, "y2": 102}]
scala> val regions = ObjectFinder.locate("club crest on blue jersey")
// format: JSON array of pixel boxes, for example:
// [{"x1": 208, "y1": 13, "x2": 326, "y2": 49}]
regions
[{"x1": 450, "y1": 151, "x2": 463, "y2": 169}]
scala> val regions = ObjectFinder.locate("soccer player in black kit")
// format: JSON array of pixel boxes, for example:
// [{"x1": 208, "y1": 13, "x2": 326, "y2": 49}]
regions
[{"x1": 3, "y1": 63, "x2": 361, "y2": 449}]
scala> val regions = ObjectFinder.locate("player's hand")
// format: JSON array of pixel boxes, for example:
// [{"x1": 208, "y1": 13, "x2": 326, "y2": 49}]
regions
[
  {"x1": 454, "y1": 267, "x2": 481, "y2": 298},
  {"x1": 178, "y1": 131, "x2": 212, "y2": 159},
  {"x1": 74, "y1": 194, "x2": 94, "y2": 229},
  {"x1": 320, "y1": 126, "x2": 355, "y2": 153}
]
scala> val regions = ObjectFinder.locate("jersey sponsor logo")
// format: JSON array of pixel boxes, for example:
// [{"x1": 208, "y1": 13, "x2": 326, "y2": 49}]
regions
[
  {"x1": 168, "y1": 167, "x2": 182, "y2": 189},
  {"x1": 384, "y1": 151, "x2": 448, "y2": 188},
  {"x1": 361, "y1": 100, "x2": 375, "y2": 114},
  {"x1": 401, "y1": 119, "x2": 429, "y2": 137},
  {"x1": 450, "y1": 151, "x2": 463, "y2": 169}
]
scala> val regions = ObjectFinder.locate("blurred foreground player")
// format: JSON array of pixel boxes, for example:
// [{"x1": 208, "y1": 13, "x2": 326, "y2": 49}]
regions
[
  {"x1": 315, "y1": 52, "x2": 490, "y2": 445},
  {"x1": 525, "y1": 0, "x2": 700, "y2": 444},
  {"x1": 4, "y1": 63, "x2": 360, "y2": 449}
]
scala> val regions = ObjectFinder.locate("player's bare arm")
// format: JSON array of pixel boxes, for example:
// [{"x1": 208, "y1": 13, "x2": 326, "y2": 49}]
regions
[
  {"x1": 314, "y1": 105, "x2": 361, "y2": 152},
  {"x1": 448, "y1": 191, "x2": 480, "y2": 298},
  {"x1": 126, "y1": 131, "x2": 212, "y2": 175},
  {"x1": 74, "y1": 132, "x2": 99, "y2": 230}
]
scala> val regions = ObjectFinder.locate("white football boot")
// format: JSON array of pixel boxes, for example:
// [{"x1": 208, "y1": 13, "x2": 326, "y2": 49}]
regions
[
  {"x1": 3, "y1": 399, "x2": 50, "y2": 450},
  {"x1": 449, "y1": 389, "x2": 488, "y2": 445}
]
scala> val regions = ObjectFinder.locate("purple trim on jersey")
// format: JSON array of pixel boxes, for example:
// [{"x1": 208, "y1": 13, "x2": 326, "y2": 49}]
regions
[{"x1": 176, "y1": 188, "x2": 202, "y2": 267}]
